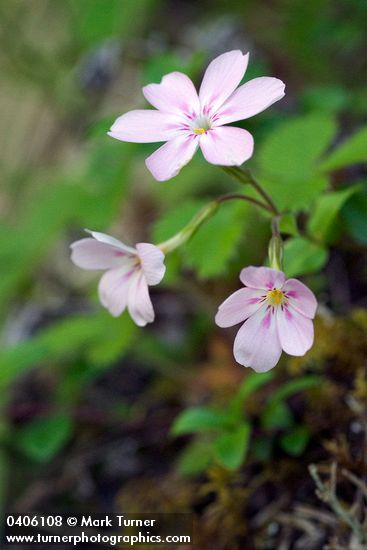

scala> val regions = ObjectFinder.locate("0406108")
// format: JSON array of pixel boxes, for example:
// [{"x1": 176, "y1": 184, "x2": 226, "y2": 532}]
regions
[{"x1": 6, "y1": 515, "x2": 63, "y2": 527}]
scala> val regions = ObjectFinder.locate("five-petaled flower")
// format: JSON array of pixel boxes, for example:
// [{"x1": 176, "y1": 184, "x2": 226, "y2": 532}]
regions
[
  {"x1": 70, "y1": 230, "x2": 165, "y2": 326},
  {"x1": 108, "y1": 50, "x2": 285, "y2": 181},
  {"x1": 215, "y1": 266, "x2": 317, "y2": 372}
]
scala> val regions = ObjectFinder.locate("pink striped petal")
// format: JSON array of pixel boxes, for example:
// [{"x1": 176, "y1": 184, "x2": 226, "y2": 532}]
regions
[
  {"x1": 86, "y1": 230, "x2": 136, "y2": 254},
  {"x1": 98, "y1": 265, "x2": 135, "y2": 317},
  {"x1": 215, "y1": 288, "x2": 265, "y2": 328},
  {"x1": 143, "y1": 72, "x2": 200, "y2": 116},
  {"x1": 199, "y1": 50, "x2": 249, "y2": 114},
  {"x1": 127, "y1": 272, "x2": 155, "y2": 327},
  {"x1": 277, "y1": 305, "x2": 314, "y2": 356},
  {"x1": 199, "y1": 126, "x2": 254, "y2": 166},
  {"x1": 136, "y1": 243, "x2": 166, "y2": 285},
  {"x1": 70, "y1": 238, "x2": 134, "y2": 270},
  {"x1": 108, "y1": 110, "x2": 181, "y2": 143},
  {"x1": 283, "y1": 278, "x2": 317, "y2": 319},
  {"x1": 145, "y1": 134, "x2": 199, "y2": 181},
  {"x1": 233, "y1": 305, "x2": 282, "y2": 372},
  {"x1": 240, "y1": 266, "x2": 285, "y2": 291},
  {"x1": 215, "y1": 77, "x2": 285, "y2": 125}
]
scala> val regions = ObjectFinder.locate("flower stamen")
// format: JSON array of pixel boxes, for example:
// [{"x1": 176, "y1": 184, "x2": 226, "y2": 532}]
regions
[
  {"x1": 267, "y1": 289, "x2": 285, "y2": 306},
  {"x1": 193, "y1": 127, "x2": 206, "y2": 135}
]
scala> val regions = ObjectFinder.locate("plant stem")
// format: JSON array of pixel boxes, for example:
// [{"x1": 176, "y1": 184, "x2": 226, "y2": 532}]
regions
[
  {"x1": 216, "y1": 193, "x2": 273, "y2": 213},
  {"x1": 223, "y1": 166, "x2": 280, "y2": 216},
  {"x1": 158, "y1": 201, "x2": 219, "y2": 254},
  {"x1": 158, "y1": 191, "x2": 274, "y2": 254},
  {"x1": 309, "y1": 463, "x2": 367, "y2": 544}
]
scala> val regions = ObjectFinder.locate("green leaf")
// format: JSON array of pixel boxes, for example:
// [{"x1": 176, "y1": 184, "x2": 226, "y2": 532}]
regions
[
  {"x1": 184, "y1": 201, "x2": 249, "y2": 279},
  {"x1": 257, "y1": 114, "x2": 336, "y2": 210},
  {"x1": 320, "y1": 126, "x2": 367, "y2": 171},
  {"x1": 308, "y1": 186, "x2": 360, "y2": 244},
  {"x1": 283, "y1": 237, "x2": 328, "y2": 277},
  {"x1": 260, "y1": 174, "x2": 329, "y2": 213},
  {"x1": 280, "y1": 426, "x2": 310, "y2": 456},
  {"x1": 176, "y1": 439, "x2": 212, "y2": 476},
  {"x1": 153, "y1": 201, "x2": 203, "y2": 243},
  {"x1": 301, "y1": 86, "x2": 349, "y2": 114},
  {"x1": 214, "y1": 423, "x2": 251, "y2": 470},
  {"x1": 171, "y1": 407, "x2": 233, "y2": 436},
  {"x1": 153, "y1": 200, "x2": 249, "y2": 279},
  {"x1": 261, "y1": 401, "x2": 294, "y2": 430},
  {"x1": 256, "y1": 114, "x2": 336, "y2": 211},
  {"x1": 279, "y1": 213, "x2": 299, "y2": 237},
  {"x1": 269, "y1": 376, "x2": 322, "y2": 403},
  {"x1": 16, "y1": 413, "x2": 73, "y2": 463},
  {"x1": 258, "y1": 114, "x2": 336, "y2": 181},
  {"x1": 342, "y1": 186, "x2": 367, "y2": 245},
  {"x1": 229, "y1": 371, "x2": 274, "y2": 418}
]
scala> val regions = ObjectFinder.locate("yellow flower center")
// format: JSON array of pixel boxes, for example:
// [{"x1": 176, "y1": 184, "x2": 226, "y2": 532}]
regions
[
  {"x1": 193, "y1": 127, "x2": 206, "y2": 135},
  {"x1": 267, "y1": 289, "x2": 285, "y2": 306}
]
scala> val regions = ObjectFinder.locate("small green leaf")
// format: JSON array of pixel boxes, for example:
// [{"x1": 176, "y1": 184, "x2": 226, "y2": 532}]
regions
[
  {"x1": 258, "y1": 114, "x2": 336, "y2": 181},
  {"x1": 171, "y1": 407, "x2": 233, "y2": 436},
  {"x1": 342, "y1": 186, "x2": 367, "y2": 245},
  {"x1": 301, "y1": 86, "x2": 349, "y2": 114},
  {"x1": 279, "y1": 213, "x2": 299, "y2": 237},
  {"x1": 153, "y1": 200, "x2": 204, "y2": 243},
  {"x1": 308, "y1": 186, "x2": 360, "y2": 244},
  {"x1": 269, "y1": 376, "x2": 322, "y2": 403},
  {"x1": 320, "y1": 126, "x2": 367, "y2": 172},
  {"x1": 261, "y1": 401, "x2": 294, "y2": 430},
  {"x1": 261, "y1": 175, "x2": 329, "y2": 212},
  {"x1": 153, "y1": 198, "x2": 249, "y2": 279},
  {"x1": 214, "y1": 423, "x2": 251, "y2": 470},
  {"x1": 257, "y1": 114, "x2": 336, "y2": 211},
  {"x1": 229, "y1": 371, "x2": 274, "y2": 418},
  {"x1": 184, "y1": 201, "x2": 249, "y2": 279},
  {"x1": 176, "y1": 439, "x2": 212, "y2": 476},
  {"x1": 16, "y1": 413, "x2": 73, "y2": 463},
  {"x1": 283, "y1": 237, "x2": 328, "y2": 277},
  {"x1": 280, "y1": 426, "x2": 310, "y2": 456}
]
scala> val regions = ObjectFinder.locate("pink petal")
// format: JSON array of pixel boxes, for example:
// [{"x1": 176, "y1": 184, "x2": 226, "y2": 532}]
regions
[
  {"x1": 277, "y1": 305, "x2": 314, "y2": 356},
  {"x1": 215, "y1": 288, "x2": 266, "y2": 328},
  {"x1": 127, "y1": 272, "x2": 155, "y2": 327},
  {"x1": 70, "y1": 238, "x2": 134, "y2": 270},
  {"x1": 136, "y1": 243, "x2": 166, "y2": 285},
  {"x1": 86, "y1": 230, "x2": 136, "y2": 254},
  {"x1": 215, "y1": 77, "x2": 285, "y2": 125},
  {"x1": 108, "y1": 110, "x2": 181, "y2": 143},
  {"x1": 283, "y1": 278, "x2": 317, "y2": 319},
  {"x1": 199, "y1": 126, "x2": 254, "y2": 166},
  {"x1": 233, "y1": 305, "x2": 282, "y2": 372},
  {"x1": 199, "y1": 50, "x2": 249, "y2": 114},
  {"x1": 145, "y1": 134, "x2": 199, "y2": 181},
  {"x1": 240, "y1": 266, "x2": 285, "y2": 290},
  {"x1": 143, "y1": 72, "x2": 200, "y2": 116},
  {"x1": 98, "y1": 265, "x2": 136, "y2": 317}
]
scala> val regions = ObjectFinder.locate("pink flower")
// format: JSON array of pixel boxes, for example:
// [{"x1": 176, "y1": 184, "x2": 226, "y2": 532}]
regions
[
  {"x1": 70, "y1": 230, "x2": 165, "y2": 326},
  {"x1": 108, "y1": 50, "x2": 285, "y2": 181},
  {"x1": 215, "y1": 266, "x2": 317, "y2": 372}
]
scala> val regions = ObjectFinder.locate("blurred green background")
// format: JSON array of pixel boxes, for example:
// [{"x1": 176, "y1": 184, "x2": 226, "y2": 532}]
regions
[{"x1": 1, "y1": 1, "x2": 367, "y2": 548}]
